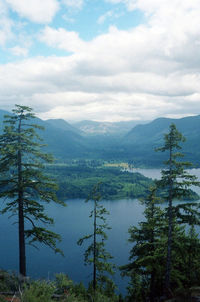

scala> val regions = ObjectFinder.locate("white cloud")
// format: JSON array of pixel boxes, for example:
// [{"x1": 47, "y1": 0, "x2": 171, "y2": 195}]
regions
[
  {"x1": 0, "y1": 0, "x2": 13, "y2": 45},
  {"x1": 39, "y1": 26, "x2": 85, "y2": 52},
  {"x1": 9, "y1": 45, "x2": 28, "y2": 56},
  {"x1": 98, "y1": 10, "x2": 114, "y2": 24},
  {"x1": 105, "y1": 0, "x2": 137, "y2": 11},
  {"x1": 1, "y1": 0, "x2": 200, "y2": 122},
  {"x1": 62, "y1": 0, "x2": 83, "y2": 9},
  {"x1": 5, "y1": 0, "x2": 60, "y2": 23},
  {"x1": 0, "y1": 53, "x2": 200, "y2": 122},
  {"x1": 0, "y1": 16, "x2": 13, "y2": 45},
  {"x1": 97, "y1": 9, "x2": 122, "y2": 25},
  {"x1": 0, "y1": 1, "x2": 34, "y2": 49}
]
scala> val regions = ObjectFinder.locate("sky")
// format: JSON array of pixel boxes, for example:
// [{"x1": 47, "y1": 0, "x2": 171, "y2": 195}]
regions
[{"x1": 0, "y1": 0, "x2": 200, "y2": 122}]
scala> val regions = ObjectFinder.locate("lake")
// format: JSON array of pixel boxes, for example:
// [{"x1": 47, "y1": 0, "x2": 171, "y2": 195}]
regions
[{"x1": 0, "y1": 168, "x2": 200, "y2": 294}]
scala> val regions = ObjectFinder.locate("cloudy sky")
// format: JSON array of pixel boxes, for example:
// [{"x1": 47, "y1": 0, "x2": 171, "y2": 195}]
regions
[{"x1": 0, "y1": 0, "x2": 199, "y2": 122}]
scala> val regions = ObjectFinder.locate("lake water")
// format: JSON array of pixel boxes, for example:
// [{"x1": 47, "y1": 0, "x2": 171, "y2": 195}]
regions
[
  {"x1": 0, "y1": 198, "x2": 145, "y2": 294},
  {"x1": 1, "y1": 168, "x2": 200, "y2": 294}
]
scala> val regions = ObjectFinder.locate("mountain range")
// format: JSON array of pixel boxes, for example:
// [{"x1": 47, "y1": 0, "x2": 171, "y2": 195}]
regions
[
  {"x1": 0, "y1": 109, "x2": 200, "y2": 167},
  {"x1": 123, "y1": 115, "x2": 200, "y2": 166},
  {"x1": 72, "y1": 120, "x2": 149, "y2": 135}
]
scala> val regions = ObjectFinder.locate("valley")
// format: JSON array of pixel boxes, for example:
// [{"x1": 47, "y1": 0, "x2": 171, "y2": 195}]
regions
[{"x1": 1, "y1": 109, "x2": 200, "y2": 167}]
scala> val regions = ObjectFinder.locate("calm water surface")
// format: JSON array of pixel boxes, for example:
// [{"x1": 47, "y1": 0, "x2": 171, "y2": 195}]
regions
[
  {"x1": 1, "y1": 168, "x2": 200, "y2": 294},
  {"x1": 0, "y1": 198, "x2": 144, "y2": 294}
]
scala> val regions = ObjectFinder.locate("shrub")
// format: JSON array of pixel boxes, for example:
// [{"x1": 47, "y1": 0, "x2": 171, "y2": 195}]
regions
[{"x1": 22, "y1": 280, "x2": 55, "y2": 302}]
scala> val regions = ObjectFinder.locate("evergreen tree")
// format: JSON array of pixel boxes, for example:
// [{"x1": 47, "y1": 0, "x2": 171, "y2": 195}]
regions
[
  {"x1": 178, "y1": 224, "x2": 200, "y2": 289},
  {"x1": 156, "y1": 123, "x2": 200, "y2": 295},
  {"x1": 77, "y1": 183, "x2": 115, "y2": 297},
  {"x1": 0, "y1": 105, "x2": 64, "y2": 277},
  {"x1": 121, "y1": 187, "x2": 167, "y2": 302},
  {"x1": 121, "y1": 185, "x2": 200, "y2": 301}
]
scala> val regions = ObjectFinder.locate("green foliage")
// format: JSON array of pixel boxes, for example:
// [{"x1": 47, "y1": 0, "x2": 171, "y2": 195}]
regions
[
  {"x1": 78, "y1": 184, "x2": 115, "y2": 297},
  {"x1": 156, "y1": 123, "x2": 200, "y2": 292},
  {"x1": 46, "y1": 164, "x2": 153, "y2": 200},
  {"x1": 22, "y1": 280, "x2": 55, "y2": 302},
  {"x1": 0, "y1": 105, "x2": 65, "y2": 275},
  {"x1": 54, "y1": 273, "x2": 74, "y2": 294},
  {"x1": 176, "y1": 225, "x2": 200, "y2": 289},
  {"x1": 21, "y1": 274, "x2": 118, "y2": 302},
  {"x1": 121, "y1": 187, "x2": 167, "y2": 301},
  {"x1": 120, "y1": 124, "x2": 200, "y2": 300},
  {"x1": 72, "y1": 282, "x2": 88, "y2": 300},
  {"x1": 54, "y1": 273, "x2": 88, "y2": 301},
  {"x1": 88, "y1": 290, "x2": 118, "y2": 302},
  {"x1": 0, "y1": 270, "x2": 19, "y2": 292},
  {"x1": 121, "y1": 185, "x2": 200, "y2": 301}
]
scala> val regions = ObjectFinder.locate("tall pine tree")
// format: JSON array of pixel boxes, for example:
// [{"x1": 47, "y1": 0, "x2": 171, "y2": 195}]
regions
[
  {"x1": 121, "y1": 187, "x2": 167, "y2": 302},
  {"x1": 77, "y1": 183, "x2": 115, "y2": 297},
  {"x1": 0, "y1": 105, "x2": 64, "y2": 276},
  {"x1": 156, "y1": 123, "x2": 200, "y2": 295},
  {"x1": 121, "y1": 185, "x2": 200, "y2": 301}
]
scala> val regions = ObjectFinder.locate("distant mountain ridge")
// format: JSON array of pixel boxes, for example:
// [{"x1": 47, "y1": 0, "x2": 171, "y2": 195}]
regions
[
  {"x1": 126, "y1": 115, "x2": 200, "y2": 145},
  {"x1": 0, "y1": 109, "x2": 88, "y2": 160},
  {"x1": 0, "y1": 108, "x2": 200, "y2": 167},
  {"x1": 122, "y1": 115, "x2": 200, "y2": 166},
  {"x1": 72, "y1": 120, "x2": 149, "y2": 135},
  {"x1": 46, "y1": 119, "x2": 82, "y2": 135}
]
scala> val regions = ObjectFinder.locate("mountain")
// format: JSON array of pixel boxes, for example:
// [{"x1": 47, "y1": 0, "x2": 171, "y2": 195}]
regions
[
  {"x1": 1, "y1": 108, "x2": 200, "y2": 167},
  {"x1": 122, "y1": 115, "x2": 200, "y2": 166},
  {"x1": 0, "y1": 110, "x2": 89, "y2": 160},
  {"x1": 73, "y1": 120, "x2": 149, "y2": 136},
  {"x1": 46, "y1": 119, "x2": 82, "y2": 135},
  {"x1": 126, "y1": 115, "x2": 200, "y2": 146},
  {"x1": 35, "y1": 118, "x2": 89, "y2": 160}
]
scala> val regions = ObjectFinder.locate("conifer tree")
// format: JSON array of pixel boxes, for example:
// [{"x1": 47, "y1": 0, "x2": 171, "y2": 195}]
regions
[
  {"x1": 77, "y1": 183, "x2": 115, "y2": 296},
  {"x1": 0, "y1": 105, "x2": 64, "y2": 277},
  {"x1": 121, "y1": 187, "x2": 166, "y2": 302},
  {"x1": 121, "y1": 184, "x2": 200, "y2": 301},
  {"x1": 156, "y1": 123, "x2": 200, "y2": 295},
  {"x1": 175, "y1": 224, "x2": 200, "y2": 290}
]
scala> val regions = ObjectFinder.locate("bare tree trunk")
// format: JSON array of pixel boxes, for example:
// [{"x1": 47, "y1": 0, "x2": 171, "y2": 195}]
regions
[
  {"x1": 165, "y1": 145, "x2": 173, "y2": 295},
  {"x1": 18, "y1": 183, "x2": 26, "y2": 276},
  {"x1": 18, "y1": 117, "x2": 26, "y2": 277},
  {"x1": 150, "y1": 201, "x2": 155, "y2": 302},
  {"x1": 93, "y1": 201, "x2": 97, "y2": 291},
  {"x1": 165, "y1": 198, "x2": 172, "y2": 293},
  {"x1": 150, "y1": 270, "x2": 155, "y2": 302}
]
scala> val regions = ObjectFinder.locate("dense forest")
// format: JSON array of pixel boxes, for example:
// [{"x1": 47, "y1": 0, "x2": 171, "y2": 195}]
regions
[
  {"x1": 45, "y1": 162, "x2": 153, "y2": 200},
  {"x1": 44, "y1": 162, "x2": 199, "y2": 201},
  {"x1": 0, "y1": 106, "x2": 200, "y2": 302}
]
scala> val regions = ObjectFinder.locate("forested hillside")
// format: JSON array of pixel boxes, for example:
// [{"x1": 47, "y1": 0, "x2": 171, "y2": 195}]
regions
[
  {"x1": 123, "y1": 115, "x2": 200, "y2": 166},
  {"x1": 0, "y1": 109, "x2": 200, "y2": 166},
  {"x1": 46, "y1": 162, "x2": 153, "y2": 200}
]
